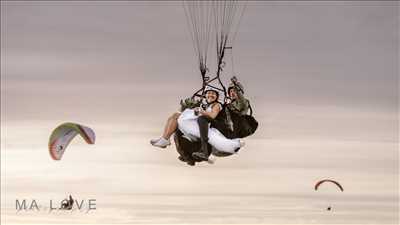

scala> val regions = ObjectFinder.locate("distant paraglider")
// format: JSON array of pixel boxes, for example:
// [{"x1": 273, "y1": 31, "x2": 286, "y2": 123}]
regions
[
  {"x1": 315, "y1": 179, "x2": 343, "y2": 211},
  {"x1": 49, "y1": 122, "x2": 95, "y2": 160}
]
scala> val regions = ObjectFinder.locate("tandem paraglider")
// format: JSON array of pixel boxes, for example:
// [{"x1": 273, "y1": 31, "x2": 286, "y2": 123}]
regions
[{"x1": 150, "y1": 1, "x2": 258, "y2": 166}]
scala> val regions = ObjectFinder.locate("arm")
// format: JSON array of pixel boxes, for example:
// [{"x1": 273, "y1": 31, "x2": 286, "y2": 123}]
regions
[
  {"x1": 199, "y1": 103, "x2": 221, "y2": 119},
  {"x1": 232, "y1": 86, "x2": 249, "y2": 114},
  {"x1": 235, "y1": 86, "x2": 245, "y2": 102}
]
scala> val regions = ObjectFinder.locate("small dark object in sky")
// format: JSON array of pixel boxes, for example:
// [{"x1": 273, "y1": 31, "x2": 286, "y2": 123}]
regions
[{"x1": 327, "y1": 206, "x2": 332, "y2": 211}]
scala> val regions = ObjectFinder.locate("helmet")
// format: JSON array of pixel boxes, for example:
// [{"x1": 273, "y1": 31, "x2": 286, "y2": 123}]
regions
[
  {"x1": 228, "y1": 81, "x2": 244, "y2": 94},
  {"x1": 204, "y1": 86, "x2": 220, "y2": 100}
]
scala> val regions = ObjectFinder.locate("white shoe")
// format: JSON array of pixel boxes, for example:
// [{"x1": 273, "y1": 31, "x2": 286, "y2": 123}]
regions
[
  {"x1": 151, "y1": 137, "x2": 171, "y2": 148},
  {"x1": 239, "y1": 139, "x2": 245, "y2": 148},
  {"x1": 150, "y1": 138, "x2": 161, "y2": 145},
  {"x1": 207, "y1": 156, "x2": 215, "y2": 164}
]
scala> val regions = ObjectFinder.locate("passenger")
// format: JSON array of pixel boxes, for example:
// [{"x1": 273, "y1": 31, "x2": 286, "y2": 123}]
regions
[
  {"x1": 150, "y1": 87, "x2": 244, "y2": 155},
  {"x1": 193, "y1": 76, "x2": 249, "y2": 160},
  {"x1": 177, "y1": 87, "x2": 244, "y2": 158}
]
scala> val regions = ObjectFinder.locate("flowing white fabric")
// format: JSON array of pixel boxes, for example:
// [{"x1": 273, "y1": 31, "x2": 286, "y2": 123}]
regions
[{"x1": 177, "y1": 109, "x2": 240, "y2": 153}]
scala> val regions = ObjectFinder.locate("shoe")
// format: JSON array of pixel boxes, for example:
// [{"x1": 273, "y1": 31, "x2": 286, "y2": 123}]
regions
[
  {"x1": 207, "y1": 158, "x2": 215, "y2": 164},
  {"x1": 150, "y1": 138, "x2": 160, "y2": 145},
  {"x1": 239, "y1": 139, "x2": 245, "y2": 148},
  {"x1": 192, "y1": 152, "x2": 208, "y2": 161},
  {"x1": 151, "y1": 137, "x2": 170, "y2": 148},
  {"x1": 187, "y1": 160, "x2": 195, "y2": 166},
  {"x1": 178, "y1": 156, "x2": 186, "y2": 162}
]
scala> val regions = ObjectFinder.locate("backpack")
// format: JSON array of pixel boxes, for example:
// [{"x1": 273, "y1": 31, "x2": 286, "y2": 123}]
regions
[{"x1": 232, "y1": 103, "x2": 258, "y2": 138}]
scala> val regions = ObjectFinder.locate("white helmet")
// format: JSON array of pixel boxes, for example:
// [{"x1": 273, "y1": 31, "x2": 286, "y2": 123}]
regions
[{"x1": 204, "y1": 86, "x2": 220, "y2": 99}]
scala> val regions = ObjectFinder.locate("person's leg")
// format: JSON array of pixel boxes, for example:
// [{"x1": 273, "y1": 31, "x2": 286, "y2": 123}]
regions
[
  {"x1": 198, "y1": 115, "x2": 211, "y2": 153},
  {"x1": 207, "y1": 127, "x2": 244, "y2": 153},
  {"x1": 162, "y1": 112, "x2": 180, "y2": 139},
  {"x1": 151, "y1": 112, "x2": 180, "y2": 148},
  {"x1": 192, "y1": 115, "x2": 211, "y2": 160}
]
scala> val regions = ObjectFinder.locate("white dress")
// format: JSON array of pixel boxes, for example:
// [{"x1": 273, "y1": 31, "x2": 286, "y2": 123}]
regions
[{"x1": 177, "y1": 104, "x2": 241, "y2": 154}]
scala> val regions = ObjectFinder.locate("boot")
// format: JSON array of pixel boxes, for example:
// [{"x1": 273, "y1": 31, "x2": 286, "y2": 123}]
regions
[
  {"x1": 193, "y1": 116, "x2": 211, "y2": 161},
  {"x1": 192, "y1": 141, "x2": 209, "y2": 161}
]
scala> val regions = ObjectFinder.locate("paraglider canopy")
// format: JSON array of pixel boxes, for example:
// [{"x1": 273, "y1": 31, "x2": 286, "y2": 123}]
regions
[
  {"x1": 315, "y1": 179, "x2": 344, "y2": 192},
  {"x1": 48, "y1": 122, "x2": 95, "y2": 160}
]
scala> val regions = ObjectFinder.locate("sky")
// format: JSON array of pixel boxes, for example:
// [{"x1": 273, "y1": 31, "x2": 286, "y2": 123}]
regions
[{"x1": 1, "y1": 1, "x2": 399, "y2": 224}]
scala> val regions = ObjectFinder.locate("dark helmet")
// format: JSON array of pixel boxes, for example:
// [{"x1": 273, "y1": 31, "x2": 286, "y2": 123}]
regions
[{"x1": 228, "y1": 81, "x2": 244, "y2": 95}]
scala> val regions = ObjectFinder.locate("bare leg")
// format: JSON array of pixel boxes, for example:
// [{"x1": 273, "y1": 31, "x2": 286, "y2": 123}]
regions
[{"x1": 162, "y1": 112, "x2": 180, "y2": 140}]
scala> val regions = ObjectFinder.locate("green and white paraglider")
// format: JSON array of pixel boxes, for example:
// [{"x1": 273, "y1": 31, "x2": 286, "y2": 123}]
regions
[{"x1": 48, "y1": 122, "x2": 95, "y2": 160}]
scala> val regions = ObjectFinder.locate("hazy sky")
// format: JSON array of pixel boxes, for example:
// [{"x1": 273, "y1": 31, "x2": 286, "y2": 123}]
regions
[{"x1": 1, "y1": 1, "x2": 398, "y2": 224}]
